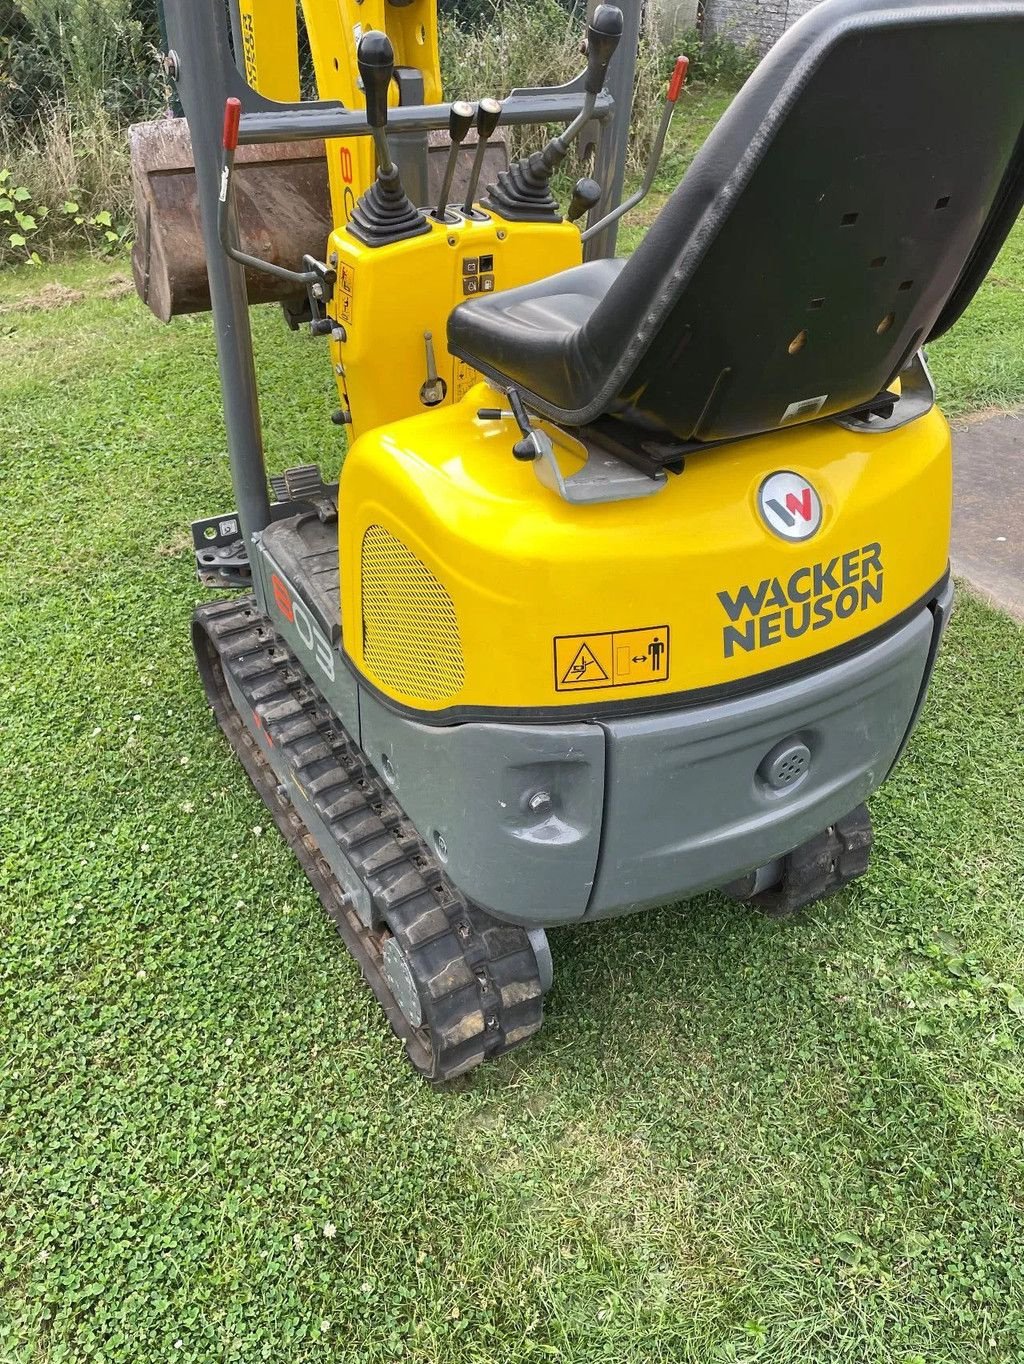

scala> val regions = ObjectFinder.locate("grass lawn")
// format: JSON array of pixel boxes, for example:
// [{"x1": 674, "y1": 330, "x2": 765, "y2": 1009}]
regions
[{"x1": 2, "y1": 83, "x2": 1024, "y2": 1363}]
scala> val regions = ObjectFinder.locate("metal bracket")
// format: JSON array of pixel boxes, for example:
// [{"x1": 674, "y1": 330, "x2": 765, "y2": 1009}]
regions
[
  {"x1": 834, "y1": 350, "x2": 936, "y2": 434},
  {"x1": 530, "y1": 425, "x2": 667, "y2": 504},
  {"x1": 192, "y1": 512, "x2": 252, "y2": 588},
  {"x1": 478, "y1": 394, "x2": 667, "y2": 504}
]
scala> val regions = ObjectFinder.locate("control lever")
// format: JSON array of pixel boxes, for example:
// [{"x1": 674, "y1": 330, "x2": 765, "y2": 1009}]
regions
[
  {"x1": 538, "y1": 4, "x2": 623, "y2": 172},
  {"x1": 433, "y1": 101, "x2": 475, "y2": 221},
  {"x1": 357, "y1": 30, "x2": 396, "y2": 173},
  {"x1": 568, "y1": 177, "x2": 602, "y2": 222},
  {"x1": 419, "y1": 331, "x2": 447, "y2": 406},
  {"x1": 481, "y1": 6, "x2": 622, "y2": 222},
  {"x1": 477, "y1": 392, "x2": 550, "y2": 461},
  {"x1": 462, "y1": 98, "x2": 503, "y2": 216},
  {"x1": 581, "y1": 54, "x2": 689, "y2": 242},
  {"x1": 582, "y1": 3, "x2": 625, "y2": 96},
  {"x1": 217, "y1": 96, "x2": 335, "y2": 303},
  {"x1": 347, "y1": 31, "x2": 429, "y2": 247}
]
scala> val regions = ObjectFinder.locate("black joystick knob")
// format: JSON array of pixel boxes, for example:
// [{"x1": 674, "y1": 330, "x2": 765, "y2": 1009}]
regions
[
  {"x1": 357, "y1": 30, "x2": 395, "y2": 132},
  {"x1": 584, "y1": 5, "x2": 624, "y2": 95},
  {"x1": 568, "y1": 177, "x2": 603, "y2": 221},
  {"x1": 449, "y1": 100, "x2": 476, "y2": 144},
  {"x1": 348, "y1": 30, "x2": 429, "y2": 247},
  {"x1": 476, "y1": 96, "x2": 503, "y2": 143}
]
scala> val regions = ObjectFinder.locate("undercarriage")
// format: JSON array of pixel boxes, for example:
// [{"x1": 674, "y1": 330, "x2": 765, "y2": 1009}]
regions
[{"x1": 194, "y1": 596, "x2": 548, "y2": 1081}]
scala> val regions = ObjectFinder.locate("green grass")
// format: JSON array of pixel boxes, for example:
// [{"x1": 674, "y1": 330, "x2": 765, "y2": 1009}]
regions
[{"x1": 2, "y1": 108, "x2": 1024, "y2": 1361}]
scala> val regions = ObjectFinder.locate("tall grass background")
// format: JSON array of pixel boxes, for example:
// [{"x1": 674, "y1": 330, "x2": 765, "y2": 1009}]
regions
[{"x1": 1, "y1": 0, "x2": 162, "y2": 222}]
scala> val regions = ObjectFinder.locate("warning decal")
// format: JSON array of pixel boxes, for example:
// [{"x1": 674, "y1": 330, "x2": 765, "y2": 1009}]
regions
[
  {"x1": 554, "y1": 626, "x2": 670, "y2": 692},
  {"x1": 337, "y1": 263, "x2": 355, "y2": 325}
]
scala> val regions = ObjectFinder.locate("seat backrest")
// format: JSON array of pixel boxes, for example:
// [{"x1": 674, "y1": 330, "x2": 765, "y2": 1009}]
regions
[{"x1": 580, "y1": 0, "x2": 1024, "y2": 442}]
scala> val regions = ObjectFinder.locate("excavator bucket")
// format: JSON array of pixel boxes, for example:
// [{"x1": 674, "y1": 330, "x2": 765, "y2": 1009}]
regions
[{"x1": 129, "y1": 117, "x2": 333, "y2": 322}]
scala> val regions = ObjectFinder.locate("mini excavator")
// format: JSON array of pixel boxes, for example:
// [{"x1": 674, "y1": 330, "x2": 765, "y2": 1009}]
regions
[{"x1": 131, "y1": 0, "x2": 1024, "y2": 1078}]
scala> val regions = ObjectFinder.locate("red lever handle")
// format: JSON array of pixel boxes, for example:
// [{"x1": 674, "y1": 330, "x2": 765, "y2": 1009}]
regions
[
  {"x1": 222, "y1": 96, "x2": 242, "y2": 151},
  {"x1": 667, "y1": 54, "x2": 689, "y2": 103}
]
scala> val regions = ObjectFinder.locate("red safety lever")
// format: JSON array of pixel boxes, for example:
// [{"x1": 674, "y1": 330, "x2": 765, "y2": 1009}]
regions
[
  {"x1": 667, "y1": 54, "x2": 689, "y2": 104},
  {"x1": 222, "y1": 96, "x2": 242, "y2": 152}
]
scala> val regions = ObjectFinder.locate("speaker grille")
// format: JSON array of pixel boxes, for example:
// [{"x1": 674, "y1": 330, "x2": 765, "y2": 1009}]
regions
[{"x1": 360, "y1": 524, "x2": 464, "y2": 701}]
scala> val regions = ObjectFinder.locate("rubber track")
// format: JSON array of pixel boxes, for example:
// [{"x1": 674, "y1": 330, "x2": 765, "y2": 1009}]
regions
[
  {"x1": 192, "y1": 596, "x2": 544, "y2": 1082},
  {"x1": 747, "y1": 804, "x2": 873, "y2": 917}
]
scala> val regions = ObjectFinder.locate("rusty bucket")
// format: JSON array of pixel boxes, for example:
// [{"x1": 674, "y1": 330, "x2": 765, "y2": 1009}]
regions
[{"x1": 129, "y1": 117, "x2": 333, "y2": 322}]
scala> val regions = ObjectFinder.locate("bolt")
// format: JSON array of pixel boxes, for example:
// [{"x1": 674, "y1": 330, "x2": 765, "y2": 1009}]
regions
[
  {"x1": 312, "y1": 283, "x2": 324, "y2": 300},
  {"x1": 475, "y1": 970, "x2": 488, "y2": 988},
  {"x1": 162, "y1": 50, "x2": 180, "y2": 81},
  {"x1": 456, "y1": 920, "x2": 471, "y2": 941},
  {"x1": 527, "y1": 789, "x2": 552, "y2": 814},
  {"x1": 496, "y1": 229, "x2": 507, "y2": 240},
  {"x1": 434, "y1": 832, "x2": 448, "y2": 858},
  {"x1": 485, "y1": 1013, "x2": 499, "y2": 1030}
]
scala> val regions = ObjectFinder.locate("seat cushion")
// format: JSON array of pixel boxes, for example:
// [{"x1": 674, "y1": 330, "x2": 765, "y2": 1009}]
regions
[{"x1": 446, "y1": 257, "x2": 625, "y2": 409}]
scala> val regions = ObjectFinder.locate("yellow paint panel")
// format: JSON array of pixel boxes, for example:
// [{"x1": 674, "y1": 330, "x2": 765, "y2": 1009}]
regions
[
  {"x1": 237, "y1": 0, "x2": 300, "y2": 101},
  {"x1": 339, "y1": 391, "x2": 952, "y2": 713},
  {"x1": 327, "y1": 213, "x2": 582, "y2": 437}
]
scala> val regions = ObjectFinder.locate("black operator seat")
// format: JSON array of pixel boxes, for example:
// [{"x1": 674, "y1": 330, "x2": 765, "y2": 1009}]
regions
[{"x1": 447, "y1": 0, "x2": 1024, "y2": 445}]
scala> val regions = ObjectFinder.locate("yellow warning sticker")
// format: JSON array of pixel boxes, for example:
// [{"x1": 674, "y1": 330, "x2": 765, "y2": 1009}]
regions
[
  {"x1": 337, "y1": 263, "x2": 355, "y2": 325},
  {"x1": 554, "y1": 626, "x2": 670, "y2": 692}
]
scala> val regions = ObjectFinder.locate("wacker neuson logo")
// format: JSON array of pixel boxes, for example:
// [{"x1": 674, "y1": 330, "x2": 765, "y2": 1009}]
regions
[
  {"x1": 758, "y1": 470, "x2": 823, "y2": 541},
  {"x1": 717, "y1": 543, "x2": 884, "y2": 657}
]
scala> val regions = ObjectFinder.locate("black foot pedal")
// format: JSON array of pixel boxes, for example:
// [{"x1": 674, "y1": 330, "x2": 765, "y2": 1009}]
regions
[
  {"x1": 725, "y1": 803, "x2": 873, "y2": 917},
  {"x1": 269, "y1": 464, "x2": 337, "y2": 522}
]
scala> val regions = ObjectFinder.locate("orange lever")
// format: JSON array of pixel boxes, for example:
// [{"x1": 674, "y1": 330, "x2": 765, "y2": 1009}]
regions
[
  {"x1": 223, "y1": 96, "x2": 242, "y2": 152},
  {"x1": 667, "y1": 55, "x2": 689, "y2": 104}
]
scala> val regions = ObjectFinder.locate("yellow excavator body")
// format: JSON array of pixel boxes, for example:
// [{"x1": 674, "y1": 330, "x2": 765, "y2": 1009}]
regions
[{"x1": 339, "y1": 385, "x2": 951, "y2": 714}]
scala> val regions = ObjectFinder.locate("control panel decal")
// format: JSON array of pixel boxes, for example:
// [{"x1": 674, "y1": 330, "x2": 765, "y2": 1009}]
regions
[
  {"x1": 462, "y1": 254, "x2": 496, "y2": 295},
  {"x1": 338, "y1": 262, "x2": 356, "y2": 324}
]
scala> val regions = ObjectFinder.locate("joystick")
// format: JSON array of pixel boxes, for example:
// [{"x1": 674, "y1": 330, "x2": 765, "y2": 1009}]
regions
[
  {"x1": 347, "y1": 31, "x2": 430, "y2": 247},
  {"x1": 482, "y1": 5, "x2": 623, "y2": 223}
]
